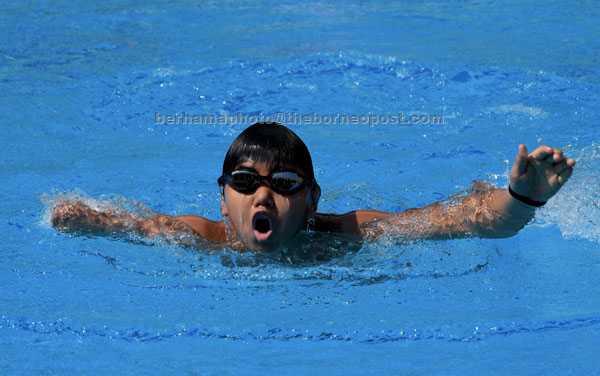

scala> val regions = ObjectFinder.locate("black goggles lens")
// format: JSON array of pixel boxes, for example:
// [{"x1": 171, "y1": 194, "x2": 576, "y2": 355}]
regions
[{"x1": 218, "y1": 171, "x2": 311, "y2": 194}]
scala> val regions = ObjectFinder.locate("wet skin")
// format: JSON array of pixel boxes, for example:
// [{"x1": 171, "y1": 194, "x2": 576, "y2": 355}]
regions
[
  {"x1": 51, "y1": 145, "x2": 576, "y2": 252},
  {"x1": 220, "y1": 160, "x2": 319, "y2": 252}
]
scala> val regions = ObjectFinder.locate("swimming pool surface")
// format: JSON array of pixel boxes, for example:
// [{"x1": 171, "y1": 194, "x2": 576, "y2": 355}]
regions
[{"x1": 1, "y1": 1, "x2": 599, "y2": 374}]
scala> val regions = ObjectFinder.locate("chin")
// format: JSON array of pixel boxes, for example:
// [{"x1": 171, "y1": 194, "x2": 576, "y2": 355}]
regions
[{"x1": 244, "y1": 239, "x2": 281, "y2": 253}]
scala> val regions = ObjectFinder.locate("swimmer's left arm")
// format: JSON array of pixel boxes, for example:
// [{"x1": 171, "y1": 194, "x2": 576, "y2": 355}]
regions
[
  {"x1": 357, "y1": 187, "x2": 536, "y2": 239},
  {"x1": 353, "y1": 145, "x2": 575, "y2": 239}
]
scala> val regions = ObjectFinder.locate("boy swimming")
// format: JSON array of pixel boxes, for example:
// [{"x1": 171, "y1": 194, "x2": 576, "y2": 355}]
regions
[{"x1": 51, "y1": 122, "x2": 575, "y2": 253}]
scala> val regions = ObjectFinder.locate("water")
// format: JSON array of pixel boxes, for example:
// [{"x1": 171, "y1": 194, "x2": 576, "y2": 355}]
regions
[{"x1": 1, "y1": 0, "x2": 599, "y2": 374}]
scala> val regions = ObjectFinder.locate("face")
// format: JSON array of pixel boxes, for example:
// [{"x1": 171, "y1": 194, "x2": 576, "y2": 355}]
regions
[{"x1": 220, "y1": 159, "x2": 320, "y2": 252}]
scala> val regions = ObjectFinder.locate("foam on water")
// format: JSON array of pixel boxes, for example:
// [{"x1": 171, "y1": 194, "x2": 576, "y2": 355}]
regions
[{"x1": 537, "y1": 143, "x2": 600, "y2": 243}]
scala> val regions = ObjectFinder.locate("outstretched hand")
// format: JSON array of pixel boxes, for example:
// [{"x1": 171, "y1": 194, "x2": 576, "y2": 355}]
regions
[
  {"x1": 510, "y1": 144, "x2": 576, "y2": 203},
  {"x1": 51, "y1": 201, "x2": 90, "y2": 230},
  {"x1": 51, "y1": 201, "x2": 118, "y2": 230}
]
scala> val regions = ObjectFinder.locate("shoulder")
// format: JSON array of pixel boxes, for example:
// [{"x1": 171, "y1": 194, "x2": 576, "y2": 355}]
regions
[{"x1": 174, "y1": 215, "x2": 226, "y2": 243}]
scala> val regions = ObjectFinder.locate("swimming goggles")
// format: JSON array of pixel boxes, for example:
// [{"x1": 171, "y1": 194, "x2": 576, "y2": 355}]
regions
[{"x1": 218, "y1": 170, "x2": 313, "y2": 195}]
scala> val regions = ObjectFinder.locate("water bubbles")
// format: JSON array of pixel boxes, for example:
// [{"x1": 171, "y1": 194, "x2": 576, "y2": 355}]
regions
[{"x1": 536, "y1": 143, "x2": 600, "y2": 243}]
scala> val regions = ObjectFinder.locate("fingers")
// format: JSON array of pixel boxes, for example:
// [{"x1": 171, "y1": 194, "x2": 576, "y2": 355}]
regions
[
  {"x1": 529, "y1": 145, "x2": 554, "y2": 161},
  {"x1": 530, "y1": 146, "x2": 575, "y2": 165},
  {"x1": 544, "y1": 149, "x2": 564, "y2": 164},
  {"x1": 51, "y1": 201, "x2": 88, "y2": 229},
  {"x1": 551, "y1": 157, "x2": 577, "y2": 175},
  {"x1": 557, "y1": 167, "x2": 574, "y2": 186},
  {"x1": 532, "y1": 146, "x2": 572, "y2": 161},
  {"x1": 512, "y1": 144, "x2": 529, "y2": 176}
]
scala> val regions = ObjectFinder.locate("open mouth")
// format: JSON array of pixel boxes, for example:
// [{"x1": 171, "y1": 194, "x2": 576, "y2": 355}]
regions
[{"x1": 252, "y1": 213, "x2": 273, "y2": 242}]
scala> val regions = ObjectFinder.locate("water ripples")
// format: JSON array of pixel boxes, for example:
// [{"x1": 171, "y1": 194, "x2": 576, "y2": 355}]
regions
[{"x1": 3, "y1": 314, "x2": 599, "y2": 344}]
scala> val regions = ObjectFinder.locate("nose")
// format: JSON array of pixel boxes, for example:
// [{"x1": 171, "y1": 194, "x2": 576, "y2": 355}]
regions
[{"x1": 252, "y1": 183, "x2": 275, "y2": 208}]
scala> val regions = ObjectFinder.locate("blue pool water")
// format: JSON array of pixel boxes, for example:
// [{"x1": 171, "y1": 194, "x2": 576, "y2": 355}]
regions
[{"x1": 1, "y1": 0, "x2": 600, "y2": 374}]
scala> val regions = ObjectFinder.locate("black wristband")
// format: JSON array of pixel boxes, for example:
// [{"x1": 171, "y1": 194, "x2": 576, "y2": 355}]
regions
[{"x1": 508, "y1": 185, "x2": 546, "y2": 207}]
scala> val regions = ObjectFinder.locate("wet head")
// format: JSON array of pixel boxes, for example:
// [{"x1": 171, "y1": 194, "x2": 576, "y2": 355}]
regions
[
  {"x1": 218, "y1": 122, "x2": 321, "y2": 252},
  {"x1": 220, "y1": 159, "x2": 319, "y2": 252}
]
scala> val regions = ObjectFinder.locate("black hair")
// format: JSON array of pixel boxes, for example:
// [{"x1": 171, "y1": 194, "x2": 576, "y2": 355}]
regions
[{"x1": 222, "y1": 122, "x2": 316, "y2": 181}]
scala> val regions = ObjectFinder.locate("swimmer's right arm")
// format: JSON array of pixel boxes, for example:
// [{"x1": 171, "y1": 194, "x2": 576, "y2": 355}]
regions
[{"x1": 51, "y1": 201, "x2": 225, "y2": 244}]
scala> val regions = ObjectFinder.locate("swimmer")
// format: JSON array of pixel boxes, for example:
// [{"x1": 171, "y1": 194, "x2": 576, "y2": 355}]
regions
[{"x1": 51, "y1": 122, "x2": 576, "y2": 252}]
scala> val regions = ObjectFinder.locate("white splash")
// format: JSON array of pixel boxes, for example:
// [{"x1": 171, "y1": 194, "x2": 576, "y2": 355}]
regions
[
  {"x1": 486, "y1": 103, "x2": 548, "y2": 118},
  {"x1": 535, "y1": 143, "x2": 600, "y2": 243}
]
